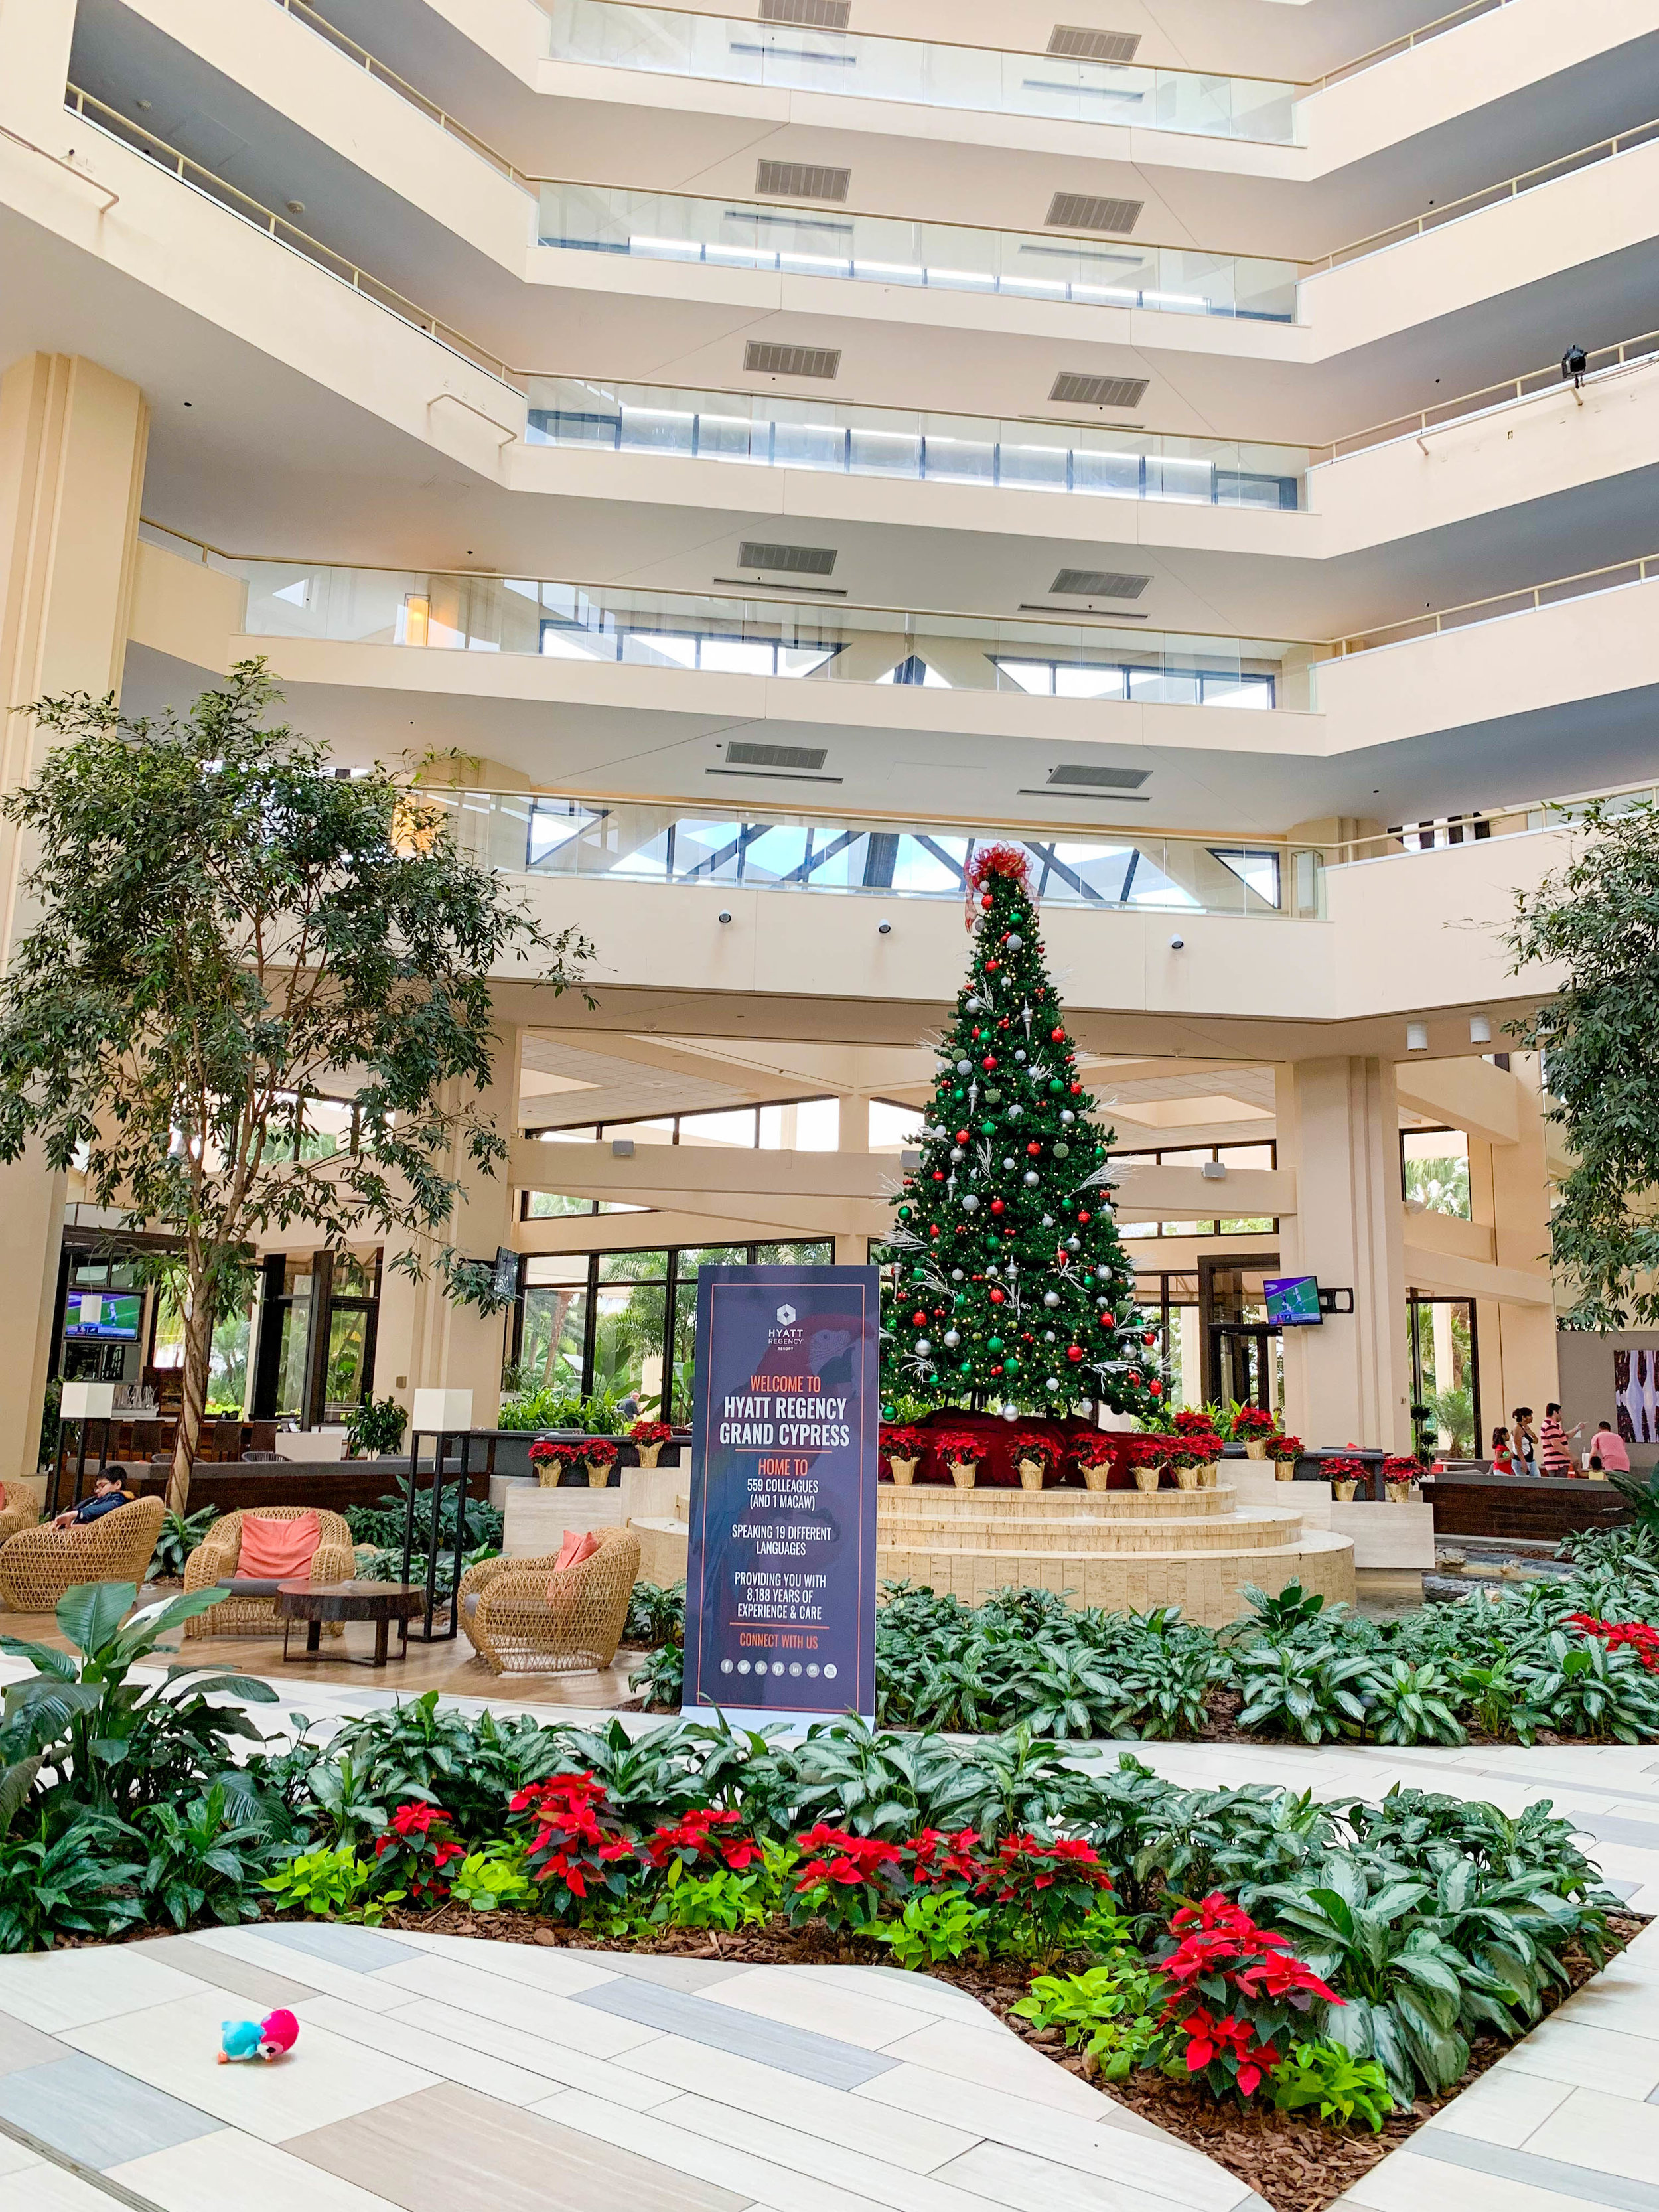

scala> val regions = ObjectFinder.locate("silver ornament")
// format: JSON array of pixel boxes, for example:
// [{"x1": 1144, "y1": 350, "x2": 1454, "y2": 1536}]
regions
[
  {"x1": 1060, "y1": 1109, "x2": 1075, "y2": 1124},
  {"x1": 1066, "y1": 1237, "x2": 1081, "y2": 1252},
  {"x1": 962, "y1": 1195, "x2": 980, "y2": 1212},
  {"x1": 915, "y1": 1339, "x2": 932, "y2": 1357},
  {"x1": 1006, "y1": 934, "x2": 1023, "y2": 950},
  {"x1": 1002, "y1": 1155, "x2": 1017, "y2": 1171},
  {"x1": 1007, "y1": 1104, "x2": 1023, "y2": 1120},
  {"x1": 956, "y1": 1059, "x2": 972, "y2": 1074},
  {"x1": 965, "y1": 996, "x2": 981, "y2": 1013},
  {"x1": 1046, "y1": 1377, "x2": 1060, "y2": 1393},
  {"x1": 1023, "y1": 1171, "x2": 1039, "y2": 1187},
  {"x1": 986, "y1": 1263, "x2": 1001, "y2": 1277},
  {"x1": 1000, "y1": 1402, "x2": 1019, "y2": 1422},
  {"x1": 1043, "y1": 1290, "x2": 1060, "y2": 1308},
  {"x1": 1043, "y1": 1330, "x2": 1056, "y2": 1343},
  {"x1": 950, "y1": 1147, "x2": 964, "y2": 1163},
  {"x1": 951, "y1": 1268, "x2": 964, "y2": 1281},
  {"x1": 944, "y1": 1329, "x2": 960, "y2": 1347},
  {"x1": 1042, "y1": 1215, "x2": 1055, "y2": 1229}
]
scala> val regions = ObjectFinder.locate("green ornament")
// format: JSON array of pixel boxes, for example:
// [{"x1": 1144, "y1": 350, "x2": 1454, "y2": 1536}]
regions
[
  {"x1": 981, "y1": 1120, "x2": 996, "y2": 1136},
  {"x1": 897, "y1": 1205, "x2": 911, "y2": 1220},
  {"x1": 987, "y1": 1335, "x2": 1003, "y2": 1352},
  {"x1": 1003, "y1": 1355, "x2": 1021, "y2": 1373},
  {"x1": 952, "y1": 1086, "x2": 965, "y2": 1100},
  {"x1": 959, "y1": 1361, "x2": 973, "y2": 1375},
  {"x1": 1049, "y1": 1078, "x2": 1064, "y2": 1093},
  {"x1": 1053, "y1": 1142, "x2": 1070, "y2": 1159}
]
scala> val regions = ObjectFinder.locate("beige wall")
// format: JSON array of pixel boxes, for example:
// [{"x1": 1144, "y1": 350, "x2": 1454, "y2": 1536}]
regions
[{"x1": 0, "y1": 351, "x2": 149, "y2": 1478}]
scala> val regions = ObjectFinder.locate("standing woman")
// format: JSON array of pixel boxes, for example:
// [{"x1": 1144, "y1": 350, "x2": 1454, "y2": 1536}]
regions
[
  {"x1": 1539, "y1": 1402, "x2": 1580, "y2": 1477},
  {"x1": 1511, "y1": 1408, "x2": 1540, "y2": 1475}
]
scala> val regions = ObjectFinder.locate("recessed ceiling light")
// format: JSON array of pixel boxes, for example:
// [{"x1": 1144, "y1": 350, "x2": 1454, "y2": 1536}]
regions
[{"x1": 285, "y1": 198, "x2": 305, "y2": 214}]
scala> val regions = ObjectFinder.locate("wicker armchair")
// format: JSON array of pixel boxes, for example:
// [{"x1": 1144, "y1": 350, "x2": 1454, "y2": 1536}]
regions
[
  {"x1": 0, "y1": 1495, "x2": 165, "y2": 1613},
  {"x1": 0, "y1": 1482, "x2": 42, "y2": 1552},
  {"x1": 182, "y1": 1506, "x2": 355, "y2": 1639},
  {"x1": 458, "y1": 1528, "x2": 640, "y2": 1676}
]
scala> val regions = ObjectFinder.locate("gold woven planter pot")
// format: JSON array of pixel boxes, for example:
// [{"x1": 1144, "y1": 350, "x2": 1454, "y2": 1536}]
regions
[
  {"x1": 586, "y1": 1459, "x2": 615, "y2": 1489},
  {"x1": 887, "y1": 1455, "x2": 919, "y2": 1487},
  {"x1": 1081, "y1": 1463, "x2": 1113, "y2": 1491},
  {"x1": 1275, "y1": 1459, "x2": 1297, "y2": 1481},
  {"x1": 1017, "y1": 1458, "x2": 1046, "y2": 1491},
  {"x1": 1244, "y1": 1438, "x2": 1269, "y2": 1460},
  {"x1": 635, "y1": 1443, "x2": 663, "y2": 1468},
  {"x1": 948, "y1": 1460, "x2": 978, "y2": 1489},
  {"x1": 1133, "y1": 1465, "x2": 1163, "y2": 1493}
]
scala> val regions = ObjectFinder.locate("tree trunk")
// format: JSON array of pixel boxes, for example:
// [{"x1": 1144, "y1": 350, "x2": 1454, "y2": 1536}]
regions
[{"x1": 168, "y1": 1281, "x2": 215, "y2": 1515}]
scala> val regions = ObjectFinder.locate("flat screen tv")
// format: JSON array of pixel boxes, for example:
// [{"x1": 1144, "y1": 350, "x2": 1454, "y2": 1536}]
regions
[
  {"x1": 63, "y1": 1290, "x2": 141, "y2": 1341},
  {"x1": 1263, "y1": 1274, "x2": 1323, "y2": 1327}
]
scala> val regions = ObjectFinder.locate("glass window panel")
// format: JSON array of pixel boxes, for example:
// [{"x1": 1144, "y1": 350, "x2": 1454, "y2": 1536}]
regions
[
  {"x1": 678, "y1": 1244, "x2": 749, "y2": 1269},
  {"x1": 597, "y1": 1201, "x2": 651, "y2": 1213},
  {"x1": 520, "y1": 1283, "x2": 588, "y2": 1395},
  {"x1": 592, "y1": 1282, "x2": 667, "y2": 1406},
  {"x1": 599, "y1": 1250, "x2": 669, "y2": 1282},
  {"x1": 890, "y1": 836, "x2": 972, "y2": 891},
  {"x1": 920, "y1": 435, "x2": 996, "y2": 482},
  {"x1": 524, "y1": 1255, "x2": 590, "y2": 1287},
  {"x1": 1402, "y1": 1128, "x2": 1471, "y2": 1218},
  {"x1": 618, "y1": 404, "x2": 694, "y2": 453},
  {"x1": 1119, "y1": 1218, "x2": 1158, "y2": 1238},
  {"x1": 698, "y1": 636, "x2": 778, "y2": 676},
  {"x1": 670, "y1": 1279, "x2": 697, "y2": 1422},
  {"x1": 997, "y1": 441, "x2": 1068, "y2": 490},
  {"x1": 1072, "y1": 447, "x2": 1145, "y2": 497},
  {"x1": 752, "y1": 1240, "x2": 833, "y2": 1264},
  {"x1": 622, "y1": 630, "x2": 699, "y2": 670},
  {"x1": 323, "y1": 1305, "x2": 370, "y2": 1421},
  {"x1": 869, "y1": 1099, "x2": 920, "y2": 1151},
  {"x1": 794, "y1": 1098, "x2": 839, "y2": 1149},
  {"x1": 773, "y1": 420, "x2": 849, "y2": 471},
  {"x1": 274, "y1": 1298, "x2": 310, "y2": 1421},
  {"x1": 206, "y1": 1299, "x2": 252, "y2": 1416},
  {"x1": 282, "y1": 1256, "x2": 314, "y2": 1297},
  {"x1": 1217, "y1": 1144, "x2": 1275, "y2": 1169},
  {"x1": 1219, "y1": 1217, "x2": 1276, "y2": 1233},
  {"x1": 1155, "y1": 1147, "x2": 1216, "y2": 1167},
  {"x1": 678, "y1": 1109, "x2": 758, "y2": 1147},
  {"x1": 693, "y1": 409, "x2": 764, "y2": 461},
  {"x1": 300, "y1": 1096, "x2": 354, "y2": 1161},
  {"x1": 847, "y1": 427, "x2": 921, "y2": 475},
  {"x1": 599, "y1": 1117, "x2": 676, "y2": 1145},
  {"x1": 525, "y1": 1192, "x2": 597, "y2": 1217},
  {"x1": 1055, "y1": 664, "x2": 1129, "y2": 701},
  {"x1": 994, "y1": 659, "x2": 1054, "y2": 695}
]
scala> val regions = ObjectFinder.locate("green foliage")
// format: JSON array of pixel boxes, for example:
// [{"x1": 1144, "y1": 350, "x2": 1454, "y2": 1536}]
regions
[
  {"x1": 496, "y1": 1380, "x2": 636, "y2": 1434},
  {"x1": 881, "y1": 847, "x2": 1165, "y2": 1419},
  {"x1": 1269, "y1": 2041, "x2": 1394, "y2": 2132},
  {"x1": 153, "y1": 1506, "x2": 219, "y2": 1582},
  {"x1": 1013, "y1": 1953, "x2": 1172, "y2": 2080},
  {"x1": 135, "y1": 1784, "x2": 281, "y2": 1929},
  {"x1": 632, "y1": 1643, "x2": 685, "y2": 1710},
  {"x1": 0, "y1": 1806, "x2": 147, "y2": 1951},
  {"x1": 448, "y1": 1844, "x2": 538, "y2": 1913},
  {"x1": 264, "y1": 1844, "x2": 390, "y2": 1921},
  {"x1": 874, "y1": 1892, "x2": 992, "y2": 1968},
  {"x1": 0, "y1": 1584, "x2": 279, "y2": 1820},
  {"x1": 0, "y1": 663, "x2": 589, "y2": 1489},
  {"x1": 1504, "y1": 798, "x2": 1659, "y2": 1326},
  {"x1": 343, "y1": 1479, "x2": 503, "y2": 1555},
  {"x1": 626, "y1": 1580, "x2": 686, "y2": 1648},
  {"x1": 347, "y1": 1396, "x2": 409, "y2": 1458},
  {"x1": 326, "y1": 1691, "x2": 559, "y2": 1834},
  {"x1": 653, "y1": 1864, "x2": 774, "y2": 1933}
]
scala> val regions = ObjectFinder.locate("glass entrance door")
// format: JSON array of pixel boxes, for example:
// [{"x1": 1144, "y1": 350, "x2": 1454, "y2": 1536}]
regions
[{"x1": 1200, "y1": 1255, "x2": 1282, "y2": 1418}]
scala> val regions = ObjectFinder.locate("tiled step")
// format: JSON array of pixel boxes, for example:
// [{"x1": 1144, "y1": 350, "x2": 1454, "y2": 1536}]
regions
[
  {"x1": 877, "y1": 1507, "x2": 1305, "y2": 1556},
  {"x1": 881, "y1": 1483, "x2": 1234, "y2": 1519}
]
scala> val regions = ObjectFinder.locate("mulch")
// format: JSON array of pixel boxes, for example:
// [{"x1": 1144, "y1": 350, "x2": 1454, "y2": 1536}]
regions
[{"x1": 383, "y1": 1903, "x2": 1646, "y2": 2212}]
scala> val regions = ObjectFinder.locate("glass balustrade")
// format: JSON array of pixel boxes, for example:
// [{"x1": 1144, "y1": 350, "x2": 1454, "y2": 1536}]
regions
[
  {"x1": 228, "y1": 560, "x2": 1323, "y2": 711},
  {"x1": 542, "y1": 0, "x2": 1300, "y2": 145},
  {"x1": 524, "y1": 377, "x2": 1308, "y2": 510},
  {"x1": 534, "y1": 183, "x2": 1301, "y2": 324},
  {"x1": 409, "y1": 787, "x2": 1327, "y2": 920}
]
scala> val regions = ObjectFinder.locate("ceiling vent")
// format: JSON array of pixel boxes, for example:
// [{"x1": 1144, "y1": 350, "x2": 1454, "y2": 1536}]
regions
[
  {"x1": 737, "y1": 540, "x2": 839, "y2": 576},
  {"x1": 1047, "y1": 24, "x2": 1141, "y2": 62},
  {"x1": 757, "y1": 159, "x2": 851, "y2": 202},
  {"x1": 1049, "y1": 371, "x2": 1149, "y2": 409},
  {"x1": 1045, "y1": 191, "x2": 1143, "y2": 234},
  {"x1": 724, "y1": 741, "x2": 829, "y2": 771},
  {"x1": 1047, "y1": 763, "x2": 1150, "y2": 788},
  {"x1": 760, "y1": 0, "x2": 851, "y2": 25},
  {"x1": 1050, "y1": 567, "x2": 1149, "y2": 598},
  {"x1": 743, "y1": 340, "x2": 842, "y2": 379}
]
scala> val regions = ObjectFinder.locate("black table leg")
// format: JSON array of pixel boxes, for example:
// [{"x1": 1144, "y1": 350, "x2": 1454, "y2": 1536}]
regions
[{"x1": 306, "y1": 1620, "x2": 321, "y2": 1655}]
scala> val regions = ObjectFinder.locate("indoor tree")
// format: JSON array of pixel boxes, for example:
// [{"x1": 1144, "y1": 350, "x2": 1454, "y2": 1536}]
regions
[
  {"x1": 1506, "y1": 797, "x2": 1659, "y2": 1329},
  {"x1": 881, "y1": 843, "x2": 1165, "y2": 1418},
  {"x1": 0, "y1": 662, "x2": 590, "y2": 1509}
]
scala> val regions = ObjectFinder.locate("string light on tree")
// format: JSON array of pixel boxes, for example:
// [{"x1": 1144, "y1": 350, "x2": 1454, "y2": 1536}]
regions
[{"x1": 879, "y1": 843, "x2": 1167, "y2": 1418}]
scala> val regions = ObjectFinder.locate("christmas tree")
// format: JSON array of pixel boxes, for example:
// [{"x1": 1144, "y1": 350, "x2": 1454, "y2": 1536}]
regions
[{"x1": 882, "y1": 844, "x2": 1166, "y2": 1420}]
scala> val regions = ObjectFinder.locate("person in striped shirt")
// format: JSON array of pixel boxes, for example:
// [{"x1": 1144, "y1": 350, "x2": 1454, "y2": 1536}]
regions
[{"x1": 1539, "y1": 1402, "x2": 1581, "y2": 1477}]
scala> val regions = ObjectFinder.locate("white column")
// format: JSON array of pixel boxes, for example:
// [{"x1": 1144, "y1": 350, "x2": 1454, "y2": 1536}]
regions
[
  {"x1": 0, "y1": 353, "x2": 149, "y2": 1476},
  {"x1": 1275, "y1": 1057, "x2": 1412, "y2": 1451}
]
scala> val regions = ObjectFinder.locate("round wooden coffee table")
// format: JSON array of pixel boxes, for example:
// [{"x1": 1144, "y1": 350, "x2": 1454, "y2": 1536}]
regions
[{"x1": 275, "y1": 1579, "x2": 427, "y2": 1668}]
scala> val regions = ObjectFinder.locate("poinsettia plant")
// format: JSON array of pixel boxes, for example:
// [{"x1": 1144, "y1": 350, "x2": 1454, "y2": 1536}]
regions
[
  {"x1": 1321, "y1": 1455, "x2": 1368, "y2": 1485},
  {"x1": 1571, "y1": 1615, "x2": 1659, "y2": 1670},
  {"x1": 788, "y1": 1823, "x2": 906, "y2": 1933},
  {"x1": 1173, "y1": 1408, "x2": 1218, "y2": 1435},
  {"x1": 1381, "y1": 1454, "x2": 1427, "y2": 1481},
  {"x1": 508, "y1": 1772, "x2": 636, "y2": 1918},
  {"x1": 879, "y1": 1423, "x2": 928, "y2": 1461},
  {"x1": 1265, "y1": 1433, "x2": 1303, "y2": 1460},
  {"x1": 931, "y1": 1430, "x2": 982, "y2": 1469},
  {"x1": 529, "y1": 1436, "x2": 619, "y2": 1470},
  {"x1": 1072, "y1": 1432, "x2": 1121, "y2": 1471},
  {"x1": 1169, "y1": 1434, "x2": 1222, "y2": 1469},
  {"x1": 1232, "y1": 1406, "x2": 1277, "y2": 1438},
  {"x1": 1154, "y1": 1893, "x2": 1339, "y2": 2101},
  {"x1": 1009, "y1": 1430, "x2": 1060, "y2": 1471},
  {"x1": 373, "y1": 1800, "x2": 467, "y2": 1905},
  {"x1": 629, "y1": 1420, "x2": 674, "y2": 1447}
]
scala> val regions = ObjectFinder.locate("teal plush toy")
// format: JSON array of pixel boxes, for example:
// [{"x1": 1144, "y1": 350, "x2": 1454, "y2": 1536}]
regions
[{"x1": 219, "y1": 2010, "x2": 299, "y2": 2063}]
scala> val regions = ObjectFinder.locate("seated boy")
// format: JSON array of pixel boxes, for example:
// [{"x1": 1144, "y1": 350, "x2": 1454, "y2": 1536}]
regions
[{"x1": 50, "y1": 1469, "x2": 133, "y2": 1531}]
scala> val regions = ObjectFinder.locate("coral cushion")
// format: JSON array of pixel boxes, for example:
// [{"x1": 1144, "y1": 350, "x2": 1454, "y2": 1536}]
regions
[
  {"x1": 238, "y1": 1511, "x2": 321, "y2": 1582},
  {"x1": 547, "y1": 1529, "x2": 599, "y2": 1599}
]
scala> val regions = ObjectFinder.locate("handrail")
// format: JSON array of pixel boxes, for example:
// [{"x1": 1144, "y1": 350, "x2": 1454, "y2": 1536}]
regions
[
  {"x1": 267, "y1": 0, "x2": 533, "y2": 186},
  {"x1": 1333, "y1": 552, "x2": 1659, "y2": 656},
  {"x1": 1311, "y1": 113, "x2": 1659, "y2": 273},
  {"x1": 1312, "y1": 327, "x2": 1659, "y2": 463},
  {"x1": 143, "y1": 520, "x2": 1326, "y2": 650},
  {"x1": 1309, "y1": 0, "x2": 1515, "y2": 91},
  {"x1": 64, "y1": 86, "x2": 526, "y2": 391}
]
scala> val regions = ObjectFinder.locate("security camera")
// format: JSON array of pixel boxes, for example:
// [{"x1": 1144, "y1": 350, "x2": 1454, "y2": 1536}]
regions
[
  {"x1": 877, "y1": 919, "x2": 892, "y2": 935},
  {"x1": 717, "y1": 910, "x2": 732, "y2": 925},
  {"x1": 1169, "y1": 934, "x2": 1185, "y2": 950}
]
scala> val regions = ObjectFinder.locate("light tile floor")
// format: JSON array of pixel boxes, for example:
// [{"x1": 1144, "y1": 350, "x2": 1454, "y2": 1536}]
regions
[{"x1": 10, "y1": 1653, "x2": 1659, "y2": 2207}]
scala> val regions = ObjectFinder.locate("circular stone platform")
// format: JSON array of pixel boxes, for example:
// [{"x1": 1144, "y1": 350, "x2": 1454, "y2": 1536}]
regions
[
  {"x1": 877, "y1": 1482, "x2": 1355, "y2": 1623},
  {"x1": 632, "y1": 1481, "x2": 1355, "y2": 1625}
]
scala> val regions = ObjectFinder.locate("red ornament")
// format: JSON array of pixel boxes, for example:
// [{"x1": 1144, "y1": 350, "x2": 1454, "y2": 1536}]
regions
[
  {"x1": 991, "y1": 1363, "x2": 1004, "y2": 1375},
  {"x1": 1069, "y1": 1081, "x2": 1082, "y2": 1094},
  {"x1": 1129, "y1": 1371, "x2": 1141, "y2": 1384},
  {"x1": 956, "y1": 1129, "x2": 970, "y2": 1143},
  {"x1": 981, "y1": 892, "x2": 993, "y2": 909},
  {"x1": 1150, "y1": 1380, "x2": 1164, "y2": 1395},
  {"x1": 1027, "y1": 1141, "x2": 1041, "y2": 1156},
  {"x1": 1077, "y1": 1210, "x2": 1092, "y2": 1225},
  {"x1": 989, "y1": 1286, "x2": 1005, "y2": 1304},
  {"x1": 989, "y1": 1198, "x2": 1005, "y2": 1215},
  {"x1": 1143, "y1": 1332, "x2": 1156, "y2": 1345},
  {"x1": 971, "y1": 1027, "x2": 982, "y2": 1040},
  {"x1": 912, "y1": 1311, "x2": 928, "y2": 1327},
  {"x1": 981, "y1": 1055, "x2": 997, "y2": 1070},
  {"x1": 985, "y1": 959, "x2": 1001, "y2": 972},
  {"x1": 1050, "y1": 1027, "x2": 1066, "y2": 1043},
  {"x1": 930, "y1": 1227, "x2": 940, "y2": 1238},
  {"x1": 1098, "y1": 1313, "x2": 1112, "y2": 1329},
  {"x1": 1066, "y1": 1345, "x2": 1084, "y2": 1363}
]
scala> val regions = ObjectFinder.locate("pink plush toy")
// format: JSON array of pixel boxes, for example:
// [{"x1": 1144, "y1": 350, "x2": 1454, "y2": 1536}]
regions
[{"x1": 218, "y1": 2010, "x2": 300, "y2": 2063}]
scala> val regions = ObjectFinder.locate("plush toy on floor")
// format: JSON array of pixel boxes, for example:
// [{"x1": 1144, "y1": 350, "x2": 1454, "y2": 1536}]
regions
[{"x1": 218, "y1": 2010, "x2": 300, "y2": 2063}]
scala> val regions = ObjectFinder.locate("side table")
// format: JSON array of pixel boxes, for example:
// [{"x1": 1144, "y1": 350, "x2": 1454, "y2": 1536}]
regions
[{"x1": 275, "y1": 1580, "x2": 427, "y2": 1668}]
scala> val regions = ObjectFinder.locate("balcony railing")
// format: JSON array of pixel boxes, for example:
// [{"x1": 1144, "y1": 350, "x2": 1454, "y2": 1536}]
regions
[
  {"x1": 525, "y1": 376, "x2": 1308, "y2": 508},
  {"x1": 535, "y1": 181, "x2": 1302, "y2": 323},
  {"x1": 541, "y1": 0, "x2": 1299, "y2": 144},
  {"x1": 216, "y1": 553, "x2": 1318, "y2": 709},
  {"x1": 414, "y1": 786, "x2": 1329, "y2": 919},
  {"x1": 1331, "y1": 550, "x2": 1659, "y2": 656}
]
